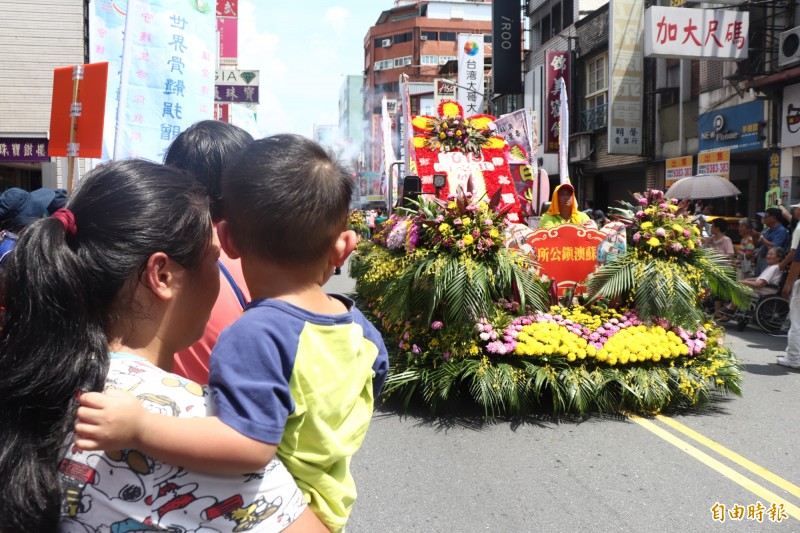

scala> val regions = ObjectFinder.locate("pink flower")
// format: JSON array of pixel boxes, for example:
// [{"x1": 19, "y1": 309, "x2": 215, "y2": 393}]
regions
[
  {"x1": 656, "y1": 228, "x2": 666, "y2": 237},
  {"x1": 633, "y1": 233, "x2": 641, "y2": 243},
  {"x1": 412, "y1": 344, "x2": 421, "y2": 354},
  {"x1": 431, "y1": 320, "x2": 444, "y2": 330},
  {"x1": 442, "y1": 351, "x2": 452, "y2": 360}
]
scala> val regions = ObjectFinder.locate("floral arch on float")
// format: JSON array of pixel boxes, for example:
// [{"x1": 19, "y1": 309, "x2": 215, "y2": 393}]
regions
[{"x1": 351, "y1": 100, "x2": 749, "y2": 418}]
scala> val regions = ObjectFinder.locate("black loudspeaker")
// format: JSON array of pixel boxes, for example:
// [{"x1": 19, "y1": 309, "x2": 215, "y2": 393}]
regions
[{"x1": 400, "y1": 175, "x2": 422, "y2": 207}]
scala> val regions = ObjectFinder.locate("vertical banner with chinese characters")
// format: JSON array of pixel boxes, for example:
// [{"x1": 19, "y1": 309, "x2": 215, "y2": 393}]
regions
[
  {"x1": 665, "y1": 155, "x2": 693, "y2": 189},
  {"x1": 399, "y1": 74, "x2": 417, "y2": 177},
  {"x1": 608, "y1": 0, "x2": 644, "y2": 155},
  {"x1": 544, "y1": 50, "x2": 569, "y2": 154},
  {"x1": 217, "y1": 0, "x2": 238, "y2": 66},
  {"x1": 89, "y1": 0, "x2": 127, "y2": 162},
  {"x1": 457, "y1": 34, "x2": 485, "y2": 115},
  {"x1": 114, "y1": 0, "x2": 216, "y2": 161}
]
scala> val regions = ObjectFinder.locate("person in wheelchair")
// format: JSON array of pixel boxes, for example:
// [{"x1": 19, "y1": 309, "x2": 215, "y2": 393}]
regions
[
  {"x1": 740, "y1": 246, "x2": 786, "y2": 296},
  {"x1": 720, "y1": 246, "x2": 786, "y2": 319}
]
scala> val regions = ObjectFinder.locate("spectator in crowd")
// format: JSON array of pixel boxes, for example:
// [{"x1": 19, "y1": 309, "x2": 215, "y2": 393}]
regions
[
  {"x1": 704, "y1": 218, "x2": 735, "y2": 258},
  {"x1": 741, "y1": 246, "x2": 786, "y2": 297},
  {"x1": 781, "y1": 244, "x2": 800, "y2": 369},
  {"x1": 693, "y1": 214, "x2": 711, "y2": 239},
  {"x1": 592, "y1": 209, "x2": 608, "y2": 228},
  {"x1": 165, "y1": 119, "x2": 253, "y2": 384},
  {"x1": 0, "y1": 186, "x2": 67, "y2": 232},
  {"x1": 780, "y1": 202, "x2": 800, "y2": 272},
  {"x1": 735, "y1": 217, "x2": 758, "y2": 280},
  {"x1": 756, "y1": 207, "x2": 789, "y2": 275}
]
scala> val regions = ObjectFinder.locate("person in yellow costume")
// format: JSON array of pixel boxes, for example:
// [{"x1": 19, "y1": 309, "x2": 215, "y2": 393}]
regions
[{"x1": 539, "y1": 182, "x2": 597, "y2": 228}]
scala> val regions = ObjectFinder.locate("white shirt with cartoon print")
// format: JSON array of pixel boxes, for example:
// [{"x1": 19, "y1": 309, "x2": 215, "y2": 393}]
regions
[{"x1": 58, "y1": 353, "x2": 306, "y2": 533}]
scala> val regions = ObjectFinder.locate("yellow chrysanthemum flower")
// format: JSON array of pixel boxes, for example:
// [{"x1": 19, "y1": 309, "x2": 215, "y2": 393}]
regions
[
  {"x1": 440, "y1": 101, "x2": 461, "y2": 117},
  {"x1": 412, "y1": 115, "x2": 432, "y2": 130},
  {"x1": 640, "y1": 221, "x2": 653, "y2": 230},
  {"x1": 483, "y1": 137, "x2": 505, "y2": 149},
  {"x1": 413, "y1": 136, "x2": 426, "y2": 148},
  {"x1": 439, "y1": 223, "x2": 450, "y2": 232},
  {"x1": 462, "y1": 234, "x2": 474, "y2": 245},
  {"x1": 647, "y1": 237, "x2": 661, "y2": 247}
]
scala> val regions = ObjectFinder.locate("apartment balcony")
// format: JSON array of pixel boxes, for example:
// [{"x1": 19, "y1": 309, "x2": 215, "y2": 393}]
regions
[{"x1": 580, "y1": 103, "x2": 607, "y2": 132}]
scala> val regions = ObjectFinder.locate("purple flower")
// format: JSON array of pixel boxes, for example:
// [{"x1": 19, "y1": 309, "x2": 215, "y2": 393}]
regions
[
  {"x1": 636, "y1": 211, "x2": 646, "y2": 219},
  {"x1": 442, "y1": 351, "x2": 452, "y2": 360},
  {"x1": 453, "y1": 218, "x2": 463, "y2": 226},
  {"x1": 412, "y1": 344, "x2": 421, "y2": 354},
  {"x1": 431, "y1": 321, "x2": 444, "y2": 330},
  {"x1": 638, "y1": 198, "x2": 648, "y2": 206},
  {"x1": 466, "y1": 204, "x2": 478, "y2": 211},
  {"x1": 683, "y1": 229, "x2": 691, "y2": 238},
  {"x1": 633, "y1": 233, "x2": 642, "y2": 243}
]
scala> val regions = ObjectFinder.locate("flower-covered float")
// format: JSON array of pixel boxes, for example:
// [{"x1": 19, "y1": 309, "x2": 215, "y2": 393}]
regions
[{"x1": 352, "y1": 102, "x2": 750, "y2": 418}]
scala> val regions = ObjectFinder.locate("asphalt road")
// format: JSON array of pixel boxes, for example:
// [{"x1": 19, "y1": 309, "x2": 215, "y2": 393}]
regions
[{"x1": 326, "y1": 265, "x2": 800, "y2": 532}]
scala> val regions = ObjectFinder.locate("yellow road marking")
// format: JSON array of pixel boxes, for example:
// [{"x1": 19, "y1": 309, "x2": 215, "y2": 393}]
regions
[
  {"x1": 629, "y1": 415, "x2": 800, "y2": 520},
  {"x1": 655, "y1": 414, "x2": 800, "y2": 500}
]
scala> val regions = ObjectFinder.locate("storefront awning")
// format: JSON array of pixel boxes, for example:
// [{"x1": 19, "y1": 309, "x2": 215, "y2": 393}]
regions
[{"x1": 745, "y1": 65, "x2": 800, "y2": 89}]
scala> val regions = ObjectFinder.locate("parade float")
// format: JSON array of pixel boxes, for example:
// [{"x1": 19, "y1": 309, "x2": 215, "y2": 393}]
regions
[{"x1": 352, "y1": 101, "x2": 751, "y2": 418}]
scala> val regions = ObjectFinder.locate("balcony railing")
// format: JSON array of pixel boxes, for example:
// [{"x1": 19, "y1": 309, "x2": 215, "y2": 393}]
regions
[{"x1": 580, "y1": 104, "x2": 607, "y2": 131}]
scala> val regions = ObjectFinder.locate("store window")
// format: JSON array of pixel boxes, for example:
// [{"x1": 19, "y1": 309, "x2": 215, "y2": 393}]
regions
[{"x1": 583, "y1": 54, "x2": 608, "y2": 131}]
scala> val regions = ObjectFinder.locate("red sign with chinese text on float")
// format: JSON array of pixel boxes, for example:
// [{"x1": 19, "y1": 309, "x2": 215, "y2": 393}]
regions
[{"x1": 525, "y1": 222, "x2": 625, "y2": 296}]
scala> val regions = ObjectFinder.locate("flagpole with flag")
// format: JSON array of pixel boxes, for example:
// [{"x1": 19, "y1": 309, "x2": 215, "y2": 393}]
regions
[{"x1": 558, "y1": 77, "x2": 570, "y2": 185}]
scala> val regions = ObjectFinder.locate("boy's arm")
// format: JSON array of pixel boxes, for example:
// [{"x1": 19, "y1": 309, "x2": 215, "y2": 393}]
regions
[{"x1": 75, "y1": 389, "x2": 276, "y2": 473}]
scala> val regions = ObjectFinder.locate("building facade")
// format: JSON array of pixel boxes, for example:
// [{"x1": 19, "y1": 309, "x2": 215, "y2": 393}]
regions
[
  {"x1": 525, "y1": 0, "x2": 798, "y2": 219},
  {"x1": 0, "y1": 0, "x2": 88, "y2": 190},
  {"x1": 362, "y1": 0, "x2": 494, "y2": 173}
]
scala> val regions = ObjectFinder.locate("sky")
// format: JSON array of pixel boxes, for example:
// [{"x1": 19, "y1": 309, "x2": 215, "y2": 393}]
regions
[{"x1": 237, "y1": 0, "x2": 397, "y2": 140}]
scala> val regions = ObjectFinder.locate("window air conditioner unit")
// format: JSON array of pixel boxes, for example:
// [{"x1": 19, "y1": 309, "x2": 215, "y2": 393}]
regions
[
  {"x1": 373, "y1": 63, "x2": 380, "y2": 71},
  {"x1": 569, "y1": 133, "x2": 592, "y2": 163},
  {"x1": 778, "y1": 26, "x2": 800, "y2": 69},
  {"x1": 404, "y1": 58, "x2": 412, "y2": 65},
  {"x1": 420, "y1": 35, "x2": 428, "y2": 40},
  {"x1": 382, "y1": 38, "x2": 392, "y2": 48}
]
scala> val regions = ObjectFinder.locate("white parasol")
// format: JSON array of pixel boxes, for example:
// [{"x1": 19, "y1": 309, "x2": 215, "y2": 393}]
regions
[{"x1": 665, "y1": 174, "x2": 742, "y2": 200}]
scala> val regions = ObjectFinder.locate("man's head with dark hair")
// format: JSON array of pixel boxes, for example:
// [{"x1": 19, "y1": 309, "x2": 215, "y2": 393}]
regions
[
  {"x1": 222, "y1": 134, "x2": 354, "y2": 266},
  {"x1": 164, "y1": 120, "x2": 253, "y2": 221}
]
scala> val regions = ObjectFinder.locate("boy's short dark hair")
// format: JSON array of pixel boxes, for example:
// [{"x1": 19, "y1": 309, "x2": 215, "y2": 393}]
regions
[{"x1": 223, "y1": 134, "x2": 354, "y2": 265}]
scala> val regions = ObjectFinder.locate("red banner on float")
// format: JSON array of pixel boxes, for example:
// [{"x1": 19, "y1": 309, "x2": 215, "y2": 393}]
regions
[
  {"x1": 414, "y1": 145, "x2": 522, "y2": 223},
  {"x1": 523, "y1": 223, "x2": 627, "y2": 296}
]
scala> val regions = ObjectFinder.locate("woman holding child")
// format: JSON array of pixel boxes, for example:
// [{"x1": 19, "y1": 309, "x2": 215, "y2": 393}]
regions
[{"x1": 0, "y1": 160, "x2": 326, "y2": 531}]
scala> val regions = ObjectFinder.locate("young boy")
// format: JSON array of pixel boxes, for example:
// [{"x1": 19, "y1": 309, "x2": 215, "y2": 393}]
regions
[{"x1": 76, "y1": 134, "x2": 389, "y2": 532}]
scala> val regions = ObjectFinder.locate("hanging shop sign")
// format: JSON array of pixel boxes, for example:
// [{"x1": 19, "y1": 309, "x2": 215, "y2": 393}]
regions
[{"x1": 698, "y1": 100, "x2": 764, "y2": 153}]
